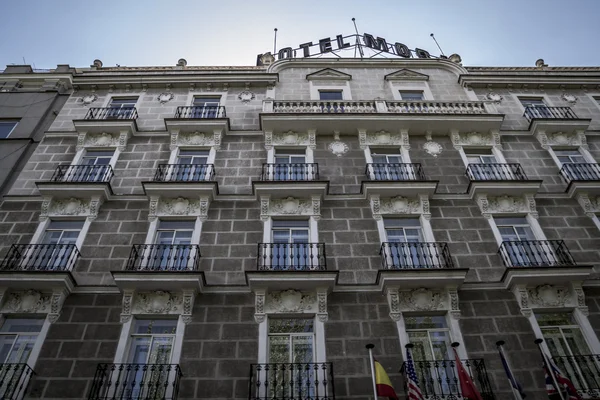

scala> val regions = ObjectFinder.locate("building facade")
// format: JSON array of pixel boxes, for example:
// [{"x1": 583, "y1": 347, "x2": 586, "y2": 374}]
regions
[{"x1": 0, "y1": 55, "x2": 599, "y2": 400}]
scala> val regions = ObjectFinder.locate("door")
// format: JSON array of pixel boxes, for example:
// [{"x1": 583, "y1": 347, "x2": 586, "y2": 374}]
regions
[
  {"x1": 495, "y1": 217, "x2": 540, "y2": 266},
  {"x1": 40, "y1": 220, "x2": 83, "y2": 270},
  {"x1": 405, "y1": 316, "x2": 455, "y2": 397},
  {"x1": 274, "y1": 150, "x2": 307, "y2": 181},
  {"x1": 520, "y1": 97, "x2": 551, "y2": 118},
  {"x1": 384, "y1": 218, "x2": 424, "y2": 268},
  {"x1": 267, "y1": 319, "x2": 316, "y2": 400},
  {"x1": 121, "y1": 319, "x2": 177, "y2": 400},
  {"x1": 108, "y1": 97, "x2": 138, "y2": 119},
  {"x1": 319, "y1": 91, "x2": 343, "y2": 113},
  {"x1": 152, "y1": 221, "x2": 194, "y2": 270},
  {"x1": 271, "y1": 220, "x2": 310, "y2": 270},
  {"x1": 0, "y1": 319, "x2": 43, "y2": 398},
  {"x1": 192, "y1": 97, "x2": 221, "y2": 118},
  {"x1": 556, "y1": 150, "x2": 593, "y2": 181},
  {"x1": 371, "y1": 149, "x2": 409, "y2": 180},
  {"x1": 80, "y1": 150, "x2": 114, "y2": 182},
  {"x1": 176, "y1": 150, "x2": 210, "y2": 181},
  {"x1": 466, "y1": 151, "x2": 502, "y2": 180}
]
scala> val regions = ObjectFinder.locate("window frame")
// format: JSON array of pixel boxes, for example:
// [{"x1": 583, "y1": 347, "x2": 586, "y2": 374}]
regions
[
  {"x1": 390, "y1": 81, "x2": 433, "y2": 101},
  {"x1": 513, "y1": 93, "x2": 553, "y2": 114},
  {"x1": 0, "y1": 316, "x2": 52, "y2": 372},
  {"x1": 0, "y1": 120, "x2": 18, "y2": 139},
  {"x1": 30, "y1": 218, "x2": 90, "y2": 254},
  {"x1": 309, "y1": 83, "x2": 351, "y2": 101}
]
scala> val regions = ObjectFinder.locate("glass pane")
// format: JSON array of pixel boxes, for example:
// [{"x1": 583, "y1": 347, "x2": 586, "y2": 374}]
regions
[
  {"x1": 384, "y1": 218, "x2": 421, "y2": 228},
  {"x1": 7, "y1": 336, "x2": 36, "y2": 363},
  {"x1": 290, "y1": 230, "x2": 309, "y2": 243},
  {"x1": 386, "y1": 228, "x2": 406, "y2": 242},
  {"x1": 0, "y1": 336, "x2": 15, "y2": 363},
  {"x1": 319, "y1": 91, "x2": 343, "y2": 100},
  {"x1": 291, "y1": 335, "x2": 314, "y2": 363},
  {"x1": 537, "y1": 313, "x2": 577, "y2": 327},
  {"x1": 269, "y1": 319, "x2": 314, "y2": 334},
  {"x1": 408, "y1": 331, "x2": 431, "y2": 361},
  {"x1": 498, "y1": 227, "x2": 518, "y2": 241},
  {"x1": 272, "y1": 220, "x2": 309, "y2": 228},
  {"x1": 405, "y1": 316, "x2": 448, "y2": 330},
  {"x1": 430, "y1": 331, "x2": 451, "y2": 360},
  {"x1": 0, "y1": 122, "x2": 17, "y2": 139},
  {"x1": 494, "y1": 217, "x2": 528, "y2": 226},
  {"x1": 179, "y1": 150, "x2": 210, "y2": 156},
  {"x1": 273, "y1": 230, "x2": 290, "y2": 243},
  {"x1": 399, "y1": 91, "x2": 424, "y2": 101},
  {"x1": 128, "y1": 337, "x2": 150, "y2": 363},
  {"x1": 156, "y1": 231, "x2": 175, "y2": 244},
  {"x1": 47, "y1": 220, "x2": 85, "y2": 230},
  {"x1": 134, "y1": 319, "x2": 177, "y2": 334},
  {"x1": 158, "y1": 220, "x2": 195, "y2": 230},
  {"x1": 149, "y1": 337, "x2": 173, "y2": 364},
  {"x1": 563, "y1": 328, "x2": 591, "y2": 355},
  {"x1": 0, "y1": 319, "x2": 43, "y2": 333},
  {"x1": 268, "y1": 336, "x2": 290, "y2": 364}
]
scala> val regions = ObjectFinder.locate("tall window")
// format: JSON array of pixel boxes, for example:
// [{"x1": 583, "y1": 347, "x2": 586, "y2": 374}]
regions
[
  {"x1": 0, "y1": 121, "x2": 18, "y2": 139},
  {"x1": 318, "y1": 91, "x2": 342, "y2": 101},
  {"x1": 495, "y1": 217, "x2": 542, "y2": 267},
  {"x1": 370, "y1": 148, "x2": 412, "y2": 180},
  {"x1": 108, "y1": 97, "x2": 138, "y2": 119},
  {"x1": 192, "y1": 96, "x2": 221, "y2": 118},
  {"x1": 519, "y1": 97, "x2": 547, "y2": 108},
  {"x1": 79, "y1": 150, "x2": 114, "y2": 182},
  {"x1": 40, "y1": 220, "x2": 84, "y2": 269},
  {"x1": 519, "y1": 97, "x2": 552, "y2": 118},
  {"x1": 43, "y1": 220, "x2": 84, "y2": 245},
  {"x1": 271, "y1": 220, "x2": 310, "y2": 270},
  {"x1": 405, "y1": 315, "x2": 451, "y2": 361},
  {"x1": 151, "y1": 220, "x2": 194, "y2": 270},
  {"x1": 175, "y1": 150, "x2": 210, "y2": 181},
  {"x1": 0, "y1": 318, "x2": 44, "y2": 364},
  {"x1": 384, "y1": 218, "x2": 425, "y2": 268},
  {"x1": 465, "y1": 149, "x2": 504, "y2": 180},
  {"x1": 399, "y1": 90, "x2": 424, "y2": 101},
  {"x1": 274, "y1": 149, "x2": 307, "y2": 181}
]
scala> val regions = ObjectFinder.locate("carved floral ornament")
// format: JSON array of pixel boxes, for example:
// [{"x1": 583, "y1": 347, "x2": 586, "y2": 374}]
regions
[
  {"x1": 81, "y1": 93, "x2": 98, "y2": 106},
  {"x1": 149, "y1": 196, "x2": 210, "y2": 221},
  {"x1": 40, "y1": 196, "x2": 103, "y2": 221},
  {"x1": 77, "y1": 131, "x2": 129, "y2": 151},
  {"x1": 0, "y1": 289, "x2": 67, "y2": 324},
  {"x1": 370, "y1": 194, "x2": 430, "y2": 220},
  {"x1": 238, "y1": 90, "x2": 256, "y2": 104},
  {"x1": 535, "y1": 131, "x2": 587, "y2": 150},
  {"x1": 512, "y1": 283, "x2": 587, "y2": 316},
  {"x1": 171, "y1": 130, "x2": 221, "y2": 150},
  {"x1": 386, "y1": 287, "x2": 460, "y2": 320},
  {"x1": 264, "y1": 130, "x2": 316, "y2": 150},
  {"x1": 261, "y1": 196, "x2": 321, "y2": 220},
  {"x1": 157, "y1": 92, "x2": 174, "y2": 104},
  {"x1": 451, "y1": 130, "x2": 502, "y2": 149},
  {"x1": 476, "y1": 194, "x2": 537, "y2": 219},
  {"x1": 120, "y1": 290, "x2": 196, "y2": 324},
  {"x1": 576, "y1": 193, "x2": 600, "y2": 218},
  {"x1": 253, "y1": 289, "x2": 328, "y2": 323},
  {"x1": 423, "y1": 140, "x2": 443, "y2": 157},
  {"x1": 358, "y1": 130, "x2": 409, "y2": 150},
  {"x1": 561, "y1": 93, "x2": 578, "y2": 105},
  {"x1": 485, "y1": 92, "x2": 503, "y2": 104}
]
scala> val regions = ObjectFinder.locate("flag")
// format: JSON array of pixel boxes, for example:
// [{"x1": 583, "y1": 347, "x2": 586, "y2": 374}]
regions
[
  {"x1": 498, "y1": 347, "x2": 526, "y2": 399},
  {"x1": 374, "y1": 359, "x2": 398, "y2": 400},
  {"x1": 404, "y1": 348, "x2": 424, "y2": 400},
  {"x1": 540, "y1": 350, "x2": 582, "y2": 400},
  {"x1": 453, "y1": 348, "x2": 483, "y2": 400}
]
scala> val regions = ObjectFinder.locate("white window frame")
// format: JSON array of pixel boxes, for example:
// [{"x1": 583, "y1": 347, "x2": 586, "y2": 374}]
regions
[
  {"x1": 267, "y1": 147, "x2": 313, "y2": 165},
  {"x1": 71, "y1": 148, "x2": 120, "y2": 174},
  {"x1": 513, "y1": 94, "x2": 553, "y2": 114},
  {"x1": 547, "y1": 147, "x2": 596, "y2": 171},
  {"x1": 390, "y1": 81, "x2": 433, "y2": 101},
  {"x1": 456, "y1": 146, "x2": 507, "y2": 169},
  {"x1": 263, "y1": 217, "x2": 318, "y2": 244},
  {"x1": 0, "y1": 120, "x2": 18, "y2": 139},
  {"x1": 486, "y1": 214, "x2": 546, "y2": 247},
  {"x1": 100, "y1": 94, "x2": 141, "y2": 109},
  {"x1": 145, "y1": 217, "x2": 202, "y2": 250},
  {"x1": 375, "y1": 215, "x2": 435, "y2": 245},
  {"x1": 309, "y1": 83, "x2": 352, "y2": 101},
  {"x1": 30, "y1": 218, "x2": 91, "y2": 253},
  {"x1": 184, "y1": 92, "x2": 228, "y2": 108},
  {"x1": 0, "y1": 317, "x2": 52, "y2": 372}
]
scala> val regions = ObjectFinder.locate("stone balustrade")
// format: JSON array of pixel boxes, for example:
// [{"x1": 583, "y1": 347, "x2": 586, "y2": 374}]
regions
[{"x1": 386, "y1": 101, "x2": 488, "y2": 114}]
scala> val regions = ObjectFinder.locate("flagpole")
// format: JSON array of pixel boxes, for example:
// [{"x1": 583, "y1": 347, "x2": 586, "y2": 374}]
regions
[
  {"x1": 366, "y1": 343, "x2": 379, "y2": 400},
  {"x1": 496, "y1": 340, "x2": 523, "y2": 400},
  {"x1": 535, "y1": 338, "x2": 565, "y2": 400}
]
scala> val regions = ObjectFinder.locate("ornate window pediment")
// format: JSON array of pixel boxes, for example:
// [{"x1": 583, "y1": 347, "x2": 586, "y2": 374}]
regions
[
  {"x1": 40, "y1": 196, "x2": 103, "y2": 221},
  {"x1": 386, "y1": 287, "x2": 461, "y2": 321},
  {"x1": 512, "y1": 283, "x2": 587, "y2": 317},
  {"x1": 170, "y1": 130, "x2": 222, "y2": 151},
  {"x1": 254, "y1": 289, "x2": 328, "y2": 323},
  {"x1": 0, "y1": 288, "x2": 68, "y2": 324},
  {"x1": 476, "y1": 193, "x2": 537, "y2": 219},
  {"x1": 306, "y1": 68, "x2": 352, "y2": 81},
  {"x1": 359, "y1": 129, "x2": 409, "y2": 150},
  {"x1": 76, "y1": 131, "x2": 129, "y2": 152},
  {"x1": 536, "y1": 130, "x2": 587, "y2": 150},
  {"x1": 120, "y1": 289, "x2": 195, "y2": 324},
  {"x1": 451, "y1": 130, "x2": 502, "y2": 150},
  {"x1": 264, "y1": 130, "x2": 316, "y2": 150},
  {"x1": 148, "y1": 196, "x2": 211, "y2": 221},
  {"x1": 260, "y1": 196, "x2": 321, "y2": 221},
  {"x1": 576, "y1": 193, "x2": 600, "y2": 217},
  {"x1": 370, "y1": 194, "x2": 430, "y2": 220},
  {"x1": 384, "y1": 69, "x2": 429, "y2": 81}
]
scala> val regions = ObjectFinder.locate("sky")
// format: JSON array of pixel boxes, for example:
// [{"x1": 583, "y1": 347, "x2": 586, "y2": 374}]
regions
[{"x1": 1, "y1": 0, "x2": 599, "y2": 69}]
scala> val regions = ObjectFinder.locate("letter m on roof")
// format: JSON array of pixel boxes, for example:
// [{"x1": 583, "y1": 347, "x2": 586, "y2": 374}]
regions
[{"x1": 363, "y1": 34, "x2": 388, "y2": 51}]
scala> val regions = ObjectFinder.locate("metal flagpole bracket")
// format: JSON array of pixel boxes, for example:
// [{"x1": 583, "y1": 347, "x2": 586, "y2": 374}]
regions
[
  {"x1": 366, "y1": 343, "x2": 375, "y2": 349},
  {"x1": 451, "y1": 342, "x2": 460, "y2": 348},
  {"x1": 496, "y1": 340, "x2": 506, "y2": 347},
  {"x1": 366, "y1": 343, "x2": 378, "y2": 400},
  {"x1": 405, "y1": 343, "x2": 414, "y2": 349}
]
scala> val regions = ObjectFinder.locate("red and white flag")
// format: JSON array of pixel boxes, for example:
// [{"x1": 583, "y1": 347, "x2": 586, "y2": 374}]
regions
[{"x1": 453, "y1": 348, "x2": 483, "y2": 400}]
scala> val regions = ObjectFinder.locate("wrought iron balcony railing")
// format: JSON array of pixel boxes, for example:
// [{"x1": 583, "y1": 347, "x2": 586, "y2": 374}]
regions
[
  {"x1": 560, "y1": 163, "x2": 600, "y2": 183},
  {"x1": 260, "y1": 163, "x2": 320, "y2": 181},
  {"x1": 553, "y1": 354, "x2": 600, "y2": 399},
  {"x1": 380, "y1": 242, "x2": 454, "y2": 269},
  {"x1": 1, "y1": 244, "x2": 80, "y2": 271},
  {"x1": 49, "y1": 164, "x2": 114, "y2": 183},
  {"x1": 524, "y1": 106, "x2": 578, "y2": 121},
  {"x1": 257, "y1": 243, "x2": 326, "y2": 271},
  {"x1": 174, "y1": 105, "x2": 226, "y2": 119},
  {"x1": 88, "y1": 363, "x2": 182, "y2": 400},
  {"x1": 365, "y1": 163, "x2": 426, "y2": 181},
  {"x1": 401, "y1": 358, "x2": 494, "y2": 400},
  {"x1": 126, "y1": 244, "x2": 201, "y2": 271},
  {"x1": 85, "y1": 107, "x2": 138, "y2": 120},
  {"x1": 248, "y1": 362, "x2": 334, "y2": 400},
  {"x1": 387, "y1": 101, "x2": 489, "y2": 114},
  {"x1": 153, "y1": 164, "x2": 215, "y2": 182},
  {"x1": 466, "y1": 163, "x2": 528, "y2": 181},
  {"x1": 273, "y1": 100, "x2": 376, "y2": 113},
  {"x1": 498, "y1": 240, "x2": 576, "y2": 267},
  {"x1": 0, "y1": 363, "x2": 35, "y2": 400}
]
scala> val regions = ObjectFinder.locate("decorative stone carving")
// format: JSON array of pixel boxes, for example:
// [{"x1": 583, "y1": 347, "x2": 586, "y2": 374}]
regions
[
  {"x1": 53, "y1": 198, "x2": 85, "y2": 215},
  {"x1": 179, "y1": 131, "x2": 211, "y2": 146},
  {"x1": 134, "y1": 291, "x2": 180, "y2": 314},
  {"x1": 47, "y1": 290, "x2": 67, "y2": 324},
  {"x1": 448, "y1": 289, "x2": 460, "y2": 319},
  {"x1": 576, "y1": 193, "x2": 600, "y2": 218},
  {"x1": 162, "y1": 197, "x2": 191, "y2": 215},
  {"x1": 181, "y1": 291, "x2": 195, "y2": 324},
  {"x1": 423, "y1": 140, "x2": 443, "y2": 157},
  {"x1": 151, "y1": 196, "x2": 209, "y2": 219},
  {"x1": 255, "y1": 290, "x2": 266, "y2": 323},
  {"x1": 451, "y1": 130, "x2": 502, "y2": 150},
  {"x1": 398, "y1": 288, "x2": 443, "y2": 311},
  {"x1": 359, "y1": 129, "x2": 409, "y2": 150},
  {"x1": 121, "y1": 290, "x2": 134, "y2": 323},
  {"x1": 3, "y1": 290, "x2": 50, "y2": 313},
  {"x1": 272, "y1": 131, "x2": 311, "y2": 146},
  {"x1": 561, "y1": 93, "x2": 577, "y2": 104},
  {"x1": 81, "y1": 93, "x2": 98, "y2": 106},
  {"x1": 316, "y1": 291, "x2": 328, "y2": 322},
  {"x1": 535, "y1": 131, "x2": 587, "y2": 150},
  {"x1": 238, "y1": 91, "x2": 255, "y2": 104},
  {"x1": 380, "y1": 196, "x2": 420, "y2": 214},
  {"x1": 266, "y1": 290, "x2": 316, "y2": 313},
  {"x1": 485, "y1": 92, "x2": 503, "y2": 103},
  {"x1": 387, "y1": 289, "x2": 402, "y2": 321},
  {"x1": 476, "y1": 194, "x2": 537, "y2": 216},
  {"x1": 89, "y1": 132, "x2": 117, "y2": 147},
  {"x1": 328, "y1": 140, "x2": 349, "y2": 157},
  {"x1": 270, "y1": 197, "x2": 311, "y2": 215},
  {"x1": 513, "y1": 286, "x2": 532, "y2": 317},
  {"x1": 528, "y1": 285, "x2": 568, "y2": 307}
]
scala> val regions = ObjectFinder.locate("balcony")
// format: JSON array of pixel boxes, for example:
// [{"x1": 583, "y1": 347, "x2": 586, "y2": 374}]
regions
[
  {"x1": 362, "y1": 163, "x2": 437, "y2": 198},
  {"x1": 465, "y1": 163, "x2": 542, "y2": 197},
  {"x1": 401, "y1": 358, "x2": 494, "y2": 400},
  {"x1": 73, "y1": 107, "x2": 138, "y2": 136},
  {"x1": 261, "y1": 99, "x2": 503, "y2": 134},
  {"x1": 377, "y1": 242, "x2": 467, "y2": 290},
  {"x1": 36, "y1": 164, "x2": 114, "y2": 199},
  {"x1": 88, "y1": 363, "x2": 182, "y2": 400},
  {"x1": 560, "y1": 163, "x2": 600, "y2": 197},
  {"x1": 164, "y1": 106, "x2": 229, "y2": 134},
  {"x1": 0, "y1": 363, "x2": 35, "y2": 400},
  {"x1": 142, "y1": 164, "x2": 217, "y2": 200},
  {"x1": 524, "y1": 106, "x2": 590, "y2": 136},
  {"x1": 553, "y1": 354, "x2": 600, "y2": 399},
  {"x1": 253, "y1": 164, "x2": 327, "y2": 198},
  {"x1": 246, "y1": 243, "x2": 337, "y2": 291},
  {"x1": 248, "y1": 362, "x2": 334, "y2": 400},
  {"x1": 499, "y1": 240, "x2": 592, "y2": 287},
  {"x1": 112, "y1": 244, "x2": 204, "y2": 292},
  {"x1": 0, "y1": 244, "x2": 78, "y2": 291}
]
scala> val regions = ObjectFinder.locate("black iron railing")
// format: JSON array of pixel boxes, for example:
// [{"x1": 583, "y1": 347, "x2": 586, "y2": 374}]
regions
[
  {"x1": 248, "y1": 362, "x2": 334, "y2": 400},
  {"x1": 153, "y1": 164, "x2": 215, "y2": 182},
  {"x1": 49, "y1": 164, "x2": 114, "y2": 183},
  {"x1": 466, "y1": 163, "x2": 528, "y2": 181},
  {"x1": 524, "y1": 106, "x2": 578, "y2": 121},
  {"x1": 380, "y1": 242, "x2": 454, "y2": 269},
  {"x1": 553, "y1": 354, "x2": 600, "y2": 398},
  {"x1": 257, "y1": 243, "x2": 326, "y2": 271},
  {"x1": 1, "y1": 244, "x2": 80, "y2": 271},
  {"x1": 260, "y1": 163, "x2": 320, "y2": 181},
  {"x1": 85, "y1": 107, "x2": 138, "y2": 120},
  {"x1": 126, "y1": 244, "x2": 201, "y2": 271},
  {"x1": 174, "y1": 106, "x2": 226, "y2": 119},
  {"x1": 365, "y1": 163, "x2": 426, "y2": 181},
  {"x1": 88, "y1": 363, "x2": 182, "y2": 400},
  {"x1": 0, "y1": 363, "x2": 35, "y2": 400},
  {"x1": 401, "y1": 359, "x2": 494, "y2": 400},
  {"x1": 498, "y1": 240, "x2": 576, "y2": 267},
  {"x1": 560, "y1": 163, "x2": 600, "y2": 183}
]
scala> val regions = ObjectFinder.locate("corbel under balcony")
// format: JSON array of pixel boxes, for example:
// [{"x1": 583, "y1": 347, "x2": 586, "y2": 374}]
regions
[
  {"x1": 253, "y1": 180, "x2": 328, "y2": 199},
  {"x1": 501, "y1": 265, "x2": 593, "y2": 289},
  {"x1": 142, "y1": 180, "x2": 218, "y2": 201},
  {"x1": 246, "y1": 270, "x2": 339, "y2": 292},
  {"x1": 361, "y1": 179, "x2": 438, "y2": 199}
]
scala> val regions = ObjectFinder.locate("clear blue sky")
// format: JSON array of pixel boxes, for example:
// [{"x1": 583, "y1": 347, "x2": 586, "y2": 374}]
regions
[{"x1": 1, "y1": 0, "x2": 599, "y2": 69}]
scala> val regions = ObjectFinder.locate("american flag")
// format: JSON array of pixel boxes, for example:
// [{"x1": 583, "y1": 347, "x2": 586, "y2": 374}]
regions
[{"x1": 405, "y1": 348, "x2": 424, "y2": 400}]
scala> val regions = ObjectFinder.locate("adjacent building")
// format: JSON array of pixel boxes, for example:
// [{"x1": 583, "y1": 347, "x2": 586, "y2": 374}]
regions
[{"x1": 0, "y1": 54, "x2": 599, "y2": 400}]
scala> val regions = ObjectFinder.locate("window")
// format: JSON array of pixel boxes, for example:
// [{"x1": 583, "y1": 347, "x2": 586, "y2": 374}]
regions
[
  {"x1": 384, "y1": 218, "x2": 423, "y2": 243},
  {"x1": 495, "y1": 217, "x2": 543, "y2": 267},
  {"x1": 464, "y1": 149, "x2": 504, "y2": 180},
  {"x1": 268, "y1": 318, "x2": 314, "y2": 363},
  {"x1": 405, "y1": 315, "x2": 451, "y2": 361},
  {"x1": 519, "y1": 97, "x2": 547, "y2": 108},
  {"x1": 399, "y1": 90, "x2": 424, "y2": 101},
  {"x1": 108, "y1": 97, "x2": 138, "y2": 119},
  {"x1": 151, "y1": 220, "x2": 195, "y2": 270},
  {"x1": 43, "y1": 220, "x2": 84, "y2": 245},
  {"x1": 555, "y1": 150, "x2": 587, "y2": 165},
  {"x1": 384, "y1": 218, "x2": 429, "y2": 268},
  {"x1": 519, "y1": 97, "x2": 552, "y2": 118},
  {"x1": 175, "y1": 150, "x2": 210, "y2": 181},
  {"x1": 39, "y1": 220, "x2": 84, "y2": 269},
  {"x1": 0, "y1": 318, "x2": 44, "y2": 364},
  {"x1": 318, "y1": 91, "x2": 343, "y2": 101},
  {"x1": 271, "y1": 220, "x2": 310, "y2": 269},
  {"x1": 0, "y1": 121, "x2": 17, "y2": 139},
  {"x1": 369, "y1": 148, "x2": 413, "y2": 180},
  {"x1": 192, "y1": 96, "x2": 221, "y2": 118},
  {"x1": 273, "y1": 149, "x2": 307, "y2": 181},
  {"x1": 78, "y1": 150, "x2": 114, "y2": 182}
]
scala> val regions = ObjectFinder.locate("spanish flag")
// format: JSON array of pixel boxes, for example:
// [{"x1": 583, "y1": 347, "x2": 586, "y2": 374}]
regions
[{"x1": 375, "y1": 359, "x2": 399, "y2": 400}]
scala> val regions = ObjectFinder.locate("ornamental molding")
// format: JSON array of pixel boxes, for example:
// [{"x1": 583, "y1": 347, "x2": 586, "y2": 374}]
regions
[
  {"x1": 576, "y1": 193, "x2": 600, "y2": 218},
  {"x1": 370, "y1": 194, "x2": 430, "y2": 221},
  {"x1": 264, "y1": 130, "x2": 316, "y2": 150},
  {"x1": 386, "y1": 287, "x2": 459, "y2": 317},
  {"x1": 476, "y1": 194, "x2": 537, "y2": 219},
  {"x1": 359, "y1": 129, "x2": 409, "y2": 150},
  {"x1": 265, "y1": 290, "x2": 317, "y2": 314},
  {"x1": 423, "y1": 140, "x2": 443, "y2": 157},
  {"x1": 238, "y1": 90, "x2": 256, "y2": 104},
  {"x1": 171, "y1": 130, "x2": 221, "y2": 150},
  {"x1": 81, "y1": 93, "x2": 98, "y2": 106},
  {"x1": 561, "y1": 93, "x2": 578, "y2": 105},
  {"x1": 484, "y1": 92, "x2": 503, "y2": 104},
  {"x1": 306, "y1": 68, "x2": 352, "y2": 81},
  {"x1": 512, "y1": 283, "x2": 584, "y2": 315},
  {"x1": 77, "y1": 131, "x2": 129, "y2": 151},
  {"x1": 451, "y1": 130, "x2": 501, "y2": 149},
  {"x1": 157, "y1": 92, "x2": 174, "y2": 104},
  {"x1": 149, "y1": 196, "x2": 210, "y2": 221},
  {"x1": 328, "y1": 140, "x2": 349, "y2": 157},
  {"x1": 260, "y1": 195, "x2": 321, "y2": 220},
  {"x1": 0, "y1": 289, "x2": 67, "y2": 323},
  {"x1": 384, "y1": 69, "x2": 429, "y2": 82},
  {"x1": 535, "y1": 130, "x2": 587, "y2": 150},
  {"x1": 40, "y1": 196, "x2": 103, "y2": 221},
  {"x1": 133, "y1": 291, "x2": 181, "y2": 314},
  {"x1": 528, "y1": 285, "x2": 570, "y2": 308}
]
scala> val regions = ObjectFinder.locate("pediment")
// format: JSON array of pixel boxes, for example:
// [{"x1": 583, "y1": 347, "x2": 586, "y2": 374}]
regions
[
  {"x1": 306, "y1": 68, "x2": 352, "y2": 81},
  {"x1": 385, "y1": 69, "x2": 429, "y2": 81}
]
